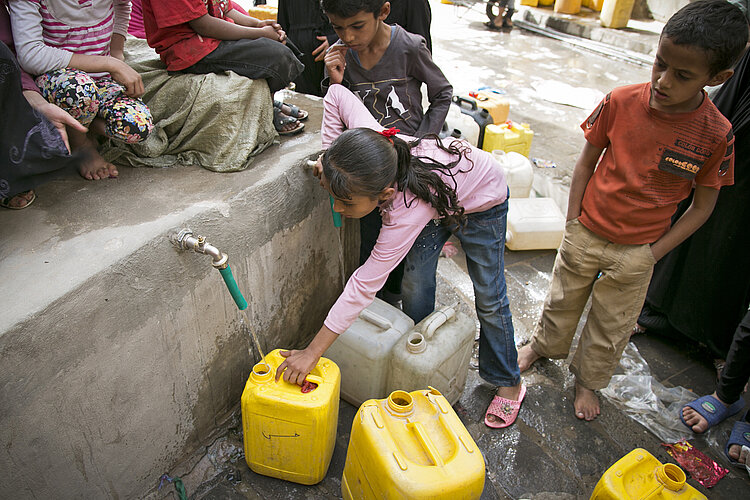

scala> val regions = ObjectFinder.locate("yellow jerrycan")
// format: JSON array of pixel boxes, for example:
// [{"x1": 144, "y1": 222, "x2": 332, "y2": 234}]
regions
[
  {"x1": 482, "y1": 121, "x2": 535, "y2": 157},
  {"x1": 600, "y1": 0, "x2": 635, "y2": 28},
  {"x1": 241, "y1": 349, "x2": 340, "y2": 485},
  {"x1": 590, "y1": 448, "x2": 707, "y2": 500},
  {"x1": 342, "y1": 388, "x2": 485, "y2": 499},
  {"x1": 554, "y1": 0, "x2": 582, "y2": 15}
]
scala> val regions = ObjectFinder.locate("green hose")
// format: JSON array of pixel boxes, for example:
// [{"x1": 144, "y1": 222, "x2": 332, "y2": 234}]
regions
[
  {"x1": 218, "y1": 265, "x2": 248, "y2": 311},
  {"x1": 330, "y1": 195, "x2": 342, "y2": 228}
]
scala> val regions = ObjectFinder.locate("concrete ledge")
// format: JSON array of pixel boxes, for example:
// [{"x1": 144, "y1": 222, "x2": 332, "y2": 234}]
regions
[{"x1": 0, "y1": 94, "x2": 358, "y2": 498}]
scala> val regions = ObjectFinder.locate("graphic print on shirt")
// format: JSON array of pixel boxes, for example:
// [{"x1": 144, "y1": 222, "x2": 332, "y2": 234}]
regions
[
  {"x1": 351, "y1": 79, "x2": 413, "y2": 128},
  {"x1": 203, "y1": 0, "x2": 230, "y2": 18}
]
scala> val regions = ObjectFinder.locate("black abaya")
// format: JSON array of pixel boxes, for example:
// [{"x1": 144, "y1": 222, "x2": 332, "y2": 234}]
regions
[{"x1": 0, "y1": 42, "x2": 79, "y2": 201}]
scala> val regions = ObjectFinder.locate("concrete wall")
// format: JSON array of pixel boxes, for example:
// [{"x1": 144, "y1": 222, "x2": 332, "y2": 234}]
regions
[{"x1": 0, "y1": 102, "x2": 358, "y2": 498}]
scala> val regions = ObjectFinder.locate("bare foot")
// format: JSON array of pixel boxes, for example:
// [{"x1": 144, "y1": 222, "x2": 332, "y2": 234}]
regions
[
  {"x1": 1, "y1": 189, "x2": 36, "y2": 209},
  {"x1": 517, "y1": 344, "x2": 541, "y2": 372},
  {"x1": 574, "y1": 382, "x2": 600, "y2": 421},
  {"x1": 681, "y1": 392, "x2": 730, "y2": 433},
  {"x1": 69, "y1": 129, "x2": 118, "y2": 180},
  {"x1": 728, "y1": 443, "x2": 749, "y2": 464},
  {"x1": 486, "y1": 384, "x2": 522, "y2": 426}
]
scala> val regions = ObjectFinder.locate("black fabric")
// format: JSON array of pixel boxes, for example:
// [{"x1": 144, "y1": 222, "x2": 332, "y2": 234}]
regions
[
  {"x1": 716, "y1": 308, "x2": 750, "y2": 407},
  {"x1": 180, "y1": 38, "x2": 303, "y2": 94},
  {"x1": 638, "y1": 49, "x2": 750, "y2": 358},
  {"x1": 277, "y1": 0, "x2": 336, "y2": 97},
  {"x1": 385, "y1": 0, "x2": 432, "y2": 53},
  {"x1": 0, "y1": 42, "x2": 78, "y2": 200}
]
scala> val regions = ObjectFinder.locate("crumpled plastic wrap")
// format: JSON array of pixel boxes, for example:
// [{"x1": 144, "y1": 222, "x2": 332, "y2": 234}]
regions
[
  {"x1": 601, "y1": 343, "x2": 697, "y2": 443},
  {"x1": 662, "y1": 441, "x2": 728, "y2": 488}
]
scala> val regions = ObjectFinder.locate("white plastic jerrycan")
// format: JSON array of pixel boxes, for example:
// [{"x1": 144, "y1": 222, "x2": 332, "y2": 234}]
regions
[
  {"x1": 506, "y1": 197, "x2": 565, "y2": 251},
  {"x1": 444, "y1": 103, "x2": 480, "y2": 147},
  {"x1": 325, "y1": 298, "x2": 414, "y2": 406},
  {"x1": 387, "y1": 305, "x2": 475, "y2": 406},
  {"x1": 492, "y1": 150, "x2": 534, "y2": 198}
]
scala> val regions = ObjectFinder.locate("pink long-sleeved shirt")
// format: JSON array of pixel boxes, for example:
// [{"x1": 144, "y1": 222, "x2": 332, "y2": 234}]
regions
[{"x1": 322, "y1": 84, "x2": 508, "y2": 334}]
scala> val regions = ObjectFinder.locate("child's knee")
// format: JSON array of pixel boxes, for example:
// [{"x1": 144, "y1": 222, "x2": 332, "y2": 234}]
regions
[
  {"x1": 36, "y1": 69, "x2": 101, "y2": 126},
  {"x1": 102, "y1": 99, "x2": 154, "y2": 143}
]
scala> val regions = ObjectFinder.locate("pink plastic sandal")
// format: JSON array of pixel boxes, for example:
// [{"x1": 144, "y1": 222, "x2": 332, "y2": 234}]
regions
[{"x1": 484, "y1": 385, "x2": 526, "y2": 429}]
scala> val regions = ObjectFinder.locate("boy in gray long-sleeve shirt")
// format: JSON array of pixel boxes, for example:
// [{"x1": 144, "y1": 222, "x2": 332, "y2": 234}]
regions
[{"x1": 321, "y1": 0, "x2": 452, "y2": 137}]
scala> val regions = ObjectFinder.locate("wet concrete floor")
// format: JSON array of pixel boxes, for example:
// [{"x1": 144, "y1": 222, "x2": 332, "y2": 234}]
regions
[{"x1": 156, "y1": 2, "x2": 749, "y2": 498}]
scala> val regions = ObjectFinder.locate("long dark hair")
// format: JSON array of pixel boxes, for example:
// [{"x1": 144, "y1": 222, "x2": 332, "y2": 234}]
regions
[{"x1": 322, "y1": 128, "x2": 474, "y2": 226}]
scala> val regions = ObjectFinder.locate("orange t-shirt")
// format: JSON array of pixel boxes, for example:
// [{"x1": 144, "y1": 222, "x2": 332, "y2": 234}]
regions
[{"x1": 579, "y1": 83, "x2": 734, "y2": 245}]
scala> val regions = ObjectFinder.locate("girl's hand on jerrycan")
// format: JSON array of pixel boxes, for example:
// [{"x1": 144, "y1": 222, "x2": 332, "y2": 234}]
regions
[{"x1": 276, "y1": 348, "x2": 322, "y2": 385}]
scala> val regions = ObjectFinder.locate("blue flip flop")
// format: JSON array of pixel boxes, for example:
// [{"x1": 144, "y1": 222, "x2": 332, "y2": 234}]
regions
[
  {"x1": 725, "y1": 414, "x2": 750, "y2": 466},
  {"x1": 679, "y1": 394, "x2": 745, "y2": 432}
]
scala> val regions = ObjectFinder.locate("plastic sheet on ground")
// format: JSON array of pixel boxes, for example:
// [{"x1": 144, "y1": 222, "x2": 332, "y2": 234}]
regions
[
  {"x1": 601, "y1": 343, "x2": 697, "y2": 443},
  {"x1": 531, "y1": 80, "x2": 605, "y2": 111}
]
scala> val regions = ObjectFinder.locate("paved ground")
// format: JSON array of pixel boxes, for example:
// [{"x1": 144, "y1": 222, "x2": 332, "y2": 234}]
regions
[{"x1": 153, "y1": 2, "x2": 750, "y2": 498}]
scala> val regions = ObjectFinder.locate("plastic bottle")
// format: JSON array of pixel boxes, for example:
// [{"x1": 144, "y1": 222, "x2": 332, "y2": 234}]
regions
[
  {"x1": 492, "y1": 150, "x2": 534, "y2": 198},
  {"x1": 323, "y1": 298, "x2": 414, "y2": 406},
  {"x1": 590, "y1": 448, "x2": 707, "y2": 499},
  {"x1": 506, "y1": 197, "x2": 565, "y2": 250},
  {"x1": 342, "y1": 388, "x2": 485, "y2": 499},
  {"x1": 387, "y1": 305, "x2": 475, "y2": 405},
  {"x1": 240, "y1": 349, "x2": 340, "y2": 485},
  {"x1": 600, "y1": 0, "x2": 636, "y2": 29}
]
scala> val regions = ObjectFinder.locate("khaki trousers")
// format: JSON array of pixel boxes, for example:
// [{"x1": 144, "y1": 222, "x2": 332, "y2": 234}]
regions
[{"x1": 530, "y1": 219, "x2": 656, "y2": 390}]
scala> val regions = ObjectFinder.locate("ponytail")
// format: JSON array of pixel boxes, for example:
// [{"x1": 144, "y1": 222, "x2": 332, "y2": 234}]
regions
[{"x1": 323, "y1": 128, "x2": 473, "y2": 227}]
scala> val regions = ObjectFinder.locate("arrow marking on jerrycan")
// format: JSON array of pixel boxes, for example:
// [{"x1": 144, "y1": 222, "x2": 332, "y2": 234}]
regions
[{"x1": 262, "y1": 431, "x2": 300, "y2": 440}]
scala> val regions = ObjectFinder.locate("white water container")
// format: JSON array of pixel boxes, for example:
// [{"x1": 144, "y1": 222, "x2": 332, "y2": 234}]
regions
[
  {"x1": 387, "y1": 305, "x2": 475, "y2": 406},
  {"x1": 492, "y1": 150, "x2": 534, "y2": 198},
  {"x1": 444, "y1": 103, "x2": 480, "y2": 147},
  {"x1": 506, "y1": 197, "x2": 565, "y2": 251},
  {"x1": 325, "y1": 298, "x2": 414, "y2": 406}
]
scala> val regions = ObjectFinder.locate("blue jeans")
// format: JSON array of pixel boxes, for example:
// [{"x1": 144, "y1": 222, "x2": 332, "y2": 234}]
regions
[{"x1": 401, "y1": 199, "x2": 520, "y2": 387}]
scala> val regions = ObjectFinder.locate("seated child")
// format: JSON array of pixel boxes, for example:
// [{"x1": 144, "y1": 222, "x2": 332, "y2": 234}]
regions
[
  {"x1": 321, "y1": 0, "x2": 453, "y2": 308},
  {"x1": 9, "y1": 0, "x2": 154, "y2": 180},
  {"x1": 517, "y1": 0, "x2": 748, "y2": 421},
  {"x1": 277, "y1": 84, "x2": 525, "y2": 429},
  {"x1": 141, "y1": 0, "x2": 306, "y2": 135}
]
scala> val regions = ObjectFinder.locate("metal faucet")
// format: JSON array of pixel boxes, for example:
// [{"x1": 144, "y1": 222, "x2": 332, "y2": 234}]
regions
[{"x1": 169, "y1": 229, "x2": 229, "y2": 269}]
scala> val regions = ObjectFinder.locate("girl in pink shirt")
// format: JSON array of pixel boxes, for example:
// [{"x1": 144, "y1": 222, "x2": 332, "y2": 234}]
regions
[{"x1": 278, "y1": 84, "x2": 526, "y2": 429}]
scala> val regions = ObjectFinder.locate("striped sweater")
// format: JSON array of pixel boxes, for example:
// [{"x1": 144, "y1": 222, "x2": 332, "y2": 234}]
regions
[{"x1": 8, "y1": 0, "x2": 131, "y2": 76}]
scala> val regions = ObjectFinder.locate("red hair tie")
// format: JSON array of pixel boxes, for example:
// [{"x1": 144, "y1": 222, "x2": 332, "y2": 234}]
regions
[{"x1": 379, "y1": 127, "x2": 400, "y2": 143}]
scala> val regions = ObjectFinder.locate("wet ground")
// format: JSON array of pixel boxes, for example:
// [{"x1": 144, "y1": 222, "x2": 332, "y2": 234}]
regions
[{"x1": 152, "y1": 2, "x2": 750, "y2": 498}]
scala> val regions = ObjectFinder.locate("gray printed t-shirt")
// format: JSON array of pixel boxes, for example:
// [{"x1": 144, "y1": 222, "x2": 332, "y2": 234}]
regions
[{"x1": 327, "y1": 25, "x2": 452, "y2": 137}]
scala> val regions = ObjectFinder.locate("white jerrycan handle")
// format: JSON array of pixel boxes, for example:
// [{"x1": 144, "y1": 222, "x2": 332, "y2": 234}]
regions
[
  {"x1": 359, "y1": 308, "x2": 393, "y2": 330},
  {"x1": 421, "y1": 305, "x2": 457, "y2": 340}
]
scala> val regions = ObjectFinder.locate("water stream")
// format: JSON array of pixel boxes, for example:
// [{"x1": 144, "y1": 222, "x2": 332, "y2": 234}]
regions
[{"x1": 238, "y1": 308, "x2": 266, "y2": 364}]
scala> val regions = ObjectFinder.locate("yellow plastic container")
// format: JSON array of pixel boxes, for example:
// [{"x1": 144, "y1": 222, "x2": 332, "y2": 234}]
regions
[
  {"x1": 469, "y1": 90, "x2": 510, "y2": 124},
  {"x1": 599, "y1": 0, "x2": 635, "y2": 28},
  {"x1": 342, "y1": 388, "x2": 485, "y2": 499},
  {"x1": 245, "y1": 5, "x2": 277, "y2": 21},
  {"x1": 520, "y1": 0, "x2": 539, "y2": 7},
  {"x1": 554, "y1": 0, "x2": 582, "y2": 14},
  {"x1": 482, "y1": 121, "x2": 534, "y2": 157},
  {"x1": 539, "y1": 0, "x2": 555, "y2": 6},
  {"x1": 583, "y1": 0, "x2": 604, "y2": 11},
  {"x1": 241, "y1": 349, "x2": 340, "y2": 485},
  {"x1": 591, "y1": 448, "x2": 707, "y2": 500}
]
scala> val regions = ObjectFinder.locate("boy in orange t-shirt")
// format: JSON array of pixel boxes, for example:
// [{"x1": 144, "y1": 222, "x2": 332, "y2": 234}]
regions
[{"x1": 517, "y1": 0, "x2": 748, "y2": 421}]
